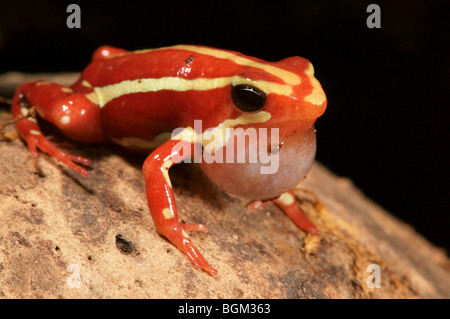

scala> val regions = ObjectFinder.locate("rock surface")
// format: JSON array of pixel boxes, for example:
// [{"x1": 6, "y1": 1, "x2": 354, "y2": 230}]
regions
[{"x1": 0, "y1": 72, "x2": 449, "y2": 298}]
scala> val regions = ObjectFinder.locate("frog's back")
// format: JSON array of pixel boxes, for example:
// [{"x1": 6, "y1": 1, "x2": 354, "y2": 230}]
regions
[
  {"x1": 72, "y1": 45, "x2": 279, "y2": 149},
  {"x1": 68, "y1": 45, "x2": 320, "y2": 152},
  {"x1": 78, "y1": 45, "x2": 265, "y2": 87}
]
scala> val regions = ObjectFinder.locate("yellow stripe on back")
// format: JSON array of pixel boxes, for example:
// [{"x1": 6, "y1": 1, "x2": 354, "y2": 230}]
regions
[
  {"x1": 85, "y1": 45, "x2": 302, "y2": 107},
  {"x1": 303, "y1": 63, "x2": 326, "y2": 105},
  {"x1": 107, "y1": 45, "x2": 301, "y2": 85},
  {"x1": 173, "y1": 45, "x2": 301, "y2": 86}
]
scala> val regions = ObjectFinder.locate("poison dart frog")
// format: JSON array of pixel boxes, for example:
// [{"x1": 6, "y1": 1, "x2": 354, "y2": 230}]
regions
[{"x1": 10, "y1": 45, "x2": 327, "y2": 275}]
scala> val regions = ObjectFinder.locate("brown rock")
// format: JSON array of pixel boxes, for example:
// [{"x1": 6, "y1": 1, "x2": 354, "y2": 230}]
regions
[{"x1": 0, "y1": 73, "x2": 449, "y2": 298}]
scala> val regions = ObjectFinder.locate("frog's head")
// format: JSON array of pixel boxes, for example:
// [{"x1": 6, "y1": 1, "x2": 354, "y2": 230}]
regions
[
  {"x1": 228, "y1": 56, "x2": 327, "y2": 127},
  {"x1": 198, "y1": 56, "x2": 327, "y2": 200}
]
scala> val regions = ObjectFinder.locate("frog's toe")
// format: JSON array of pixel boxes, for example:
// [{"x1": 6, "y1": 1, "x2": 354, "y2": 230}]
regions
[
  {"x1": 181, "y1": 223, "x2": 209, "y2": 232},
  {"x1": 25, "y1": 132, "x2": 91, "y2": 176}
]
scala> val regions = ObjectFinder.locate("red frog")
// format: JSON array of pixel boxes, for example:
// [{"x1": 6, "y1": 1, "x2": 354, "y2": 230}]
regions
[{"x1": 10, "y1": 45, "x2": 327, "y2": 275}]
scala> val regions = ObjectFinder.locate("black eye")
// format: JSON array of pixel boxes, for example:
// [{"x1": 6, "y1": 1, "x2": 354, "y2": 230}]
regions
[{"x1": 231, "y1": 84, "x2": 266, "y2": 112}]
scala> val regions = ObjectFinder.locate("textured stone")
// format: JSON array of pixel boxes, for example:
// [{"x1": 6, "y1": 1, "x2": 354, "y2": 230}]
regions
[{"x1": 0, "y1": 73, "x2": 449, "y2": 298}]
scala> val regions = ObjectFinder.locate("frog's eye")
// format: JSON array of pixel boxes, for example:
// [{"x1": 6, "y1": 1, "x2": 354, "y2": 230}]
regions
[{"x1": 231, "y1": 84, "x2": 266, "y2": 112}]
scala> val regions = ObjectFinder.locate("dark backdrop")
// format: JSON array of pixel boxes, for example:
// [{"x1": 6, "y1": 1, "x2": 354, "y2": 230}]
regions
[{"x1": 0, "y1": 0, "x2": 448, "y2": 250}]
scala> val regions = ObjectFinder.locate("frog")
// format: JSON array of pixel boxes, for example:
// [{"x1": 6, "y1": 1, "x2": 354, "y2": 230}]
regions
[{"x1": 9, "y1": 45, "x2": 327, "y2": 275}]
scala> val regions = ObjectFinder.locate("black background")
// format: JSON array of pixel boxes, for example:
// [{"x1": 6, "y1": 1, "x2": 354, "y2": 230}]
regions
[{"x1": 0, "y1": 0, "x2": 448, "y2": 250}]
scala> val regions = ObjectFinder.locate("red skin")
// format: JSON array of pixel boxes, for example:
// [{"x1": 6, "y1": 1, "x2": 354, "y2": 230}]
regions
[{"x1": 10, "y1": 45, "x2": 327, "y2": 275}]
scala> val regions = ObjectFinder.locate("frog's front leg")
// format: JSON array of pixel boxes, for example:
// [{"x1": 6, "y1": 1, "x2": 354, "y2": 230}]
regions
[
  {"x1": 11, "y1": 81, "x2": 104, "y2": 176},
  {"x1": 143, "y1": 132, "x2": 217, "y2": 275}
]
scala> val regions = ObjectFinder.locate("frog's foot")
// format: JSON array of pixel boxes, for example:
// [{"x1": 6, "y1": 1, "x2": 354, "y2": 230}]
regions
[
  {"x1": 181, "y1": 223, "x2": 209, "y2": 232},
  {"x1": 46, "y1": 135, "x2": 78, "y2": 149},
  {"x1": 247, "y1": 199, "x2": 272, "y2": 211},
  {"x1": 159, "y1": 223, "x2": 217, "y2": 276},
  {"x1": 248, "y1": 191, "x2": 320, "y2": 235},
  {"x1": 23, "y1": 131, "x2": 91, "y2": 176},
  {"x1": 274, "y1": 190, "x2": 320, "y2": 235}
]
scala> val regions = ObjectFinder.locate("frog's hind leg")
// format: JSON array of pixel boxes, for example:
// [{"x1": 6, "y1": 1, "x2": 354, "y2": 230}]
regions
[
  {"x1": 248, "y1": 190, "x2": 320, "y2": 235},
  {"x1": 274, "y1": 190, "x2": 320, "y2": 235},
  {"x1": 11, "y1": 81, "x2": 104, "y2": 176}
]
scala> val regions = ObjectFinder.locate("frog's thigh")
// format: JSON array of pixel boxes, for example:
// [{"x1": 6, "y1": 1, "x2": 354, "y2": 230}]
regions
[{"x1": 51, "y1": 93, "x2": 104, "y2": 143}]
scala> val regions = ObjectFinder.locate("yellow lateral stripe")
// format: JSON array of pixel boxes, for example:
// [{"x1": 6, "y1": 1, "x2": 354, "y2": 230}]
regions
[
  {"x1": 201, "y1": 111, "x2": 271, "y2": 152},
  {"x1": 171, "y1": 127, "x2": 200, "y2": 144},
  {"x1": 85, "y1": 76, "x2": 292, "y2": 108},
  {"x1": 108, "y1": 112, "x2": 271, "y2": 153},
  {"x1": 86, "y1": 77, "x2": 230, "y2": 107}
]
